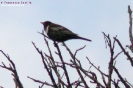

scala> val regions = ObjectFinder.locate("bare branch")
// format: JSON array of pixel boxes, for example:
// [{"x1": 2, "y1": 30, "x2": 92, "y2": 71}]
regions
[
  {"x1": 38, "y1": 30, "x2": 49, "y2": 39},
  {"x1": 114, "y1": 38, "x2": 133, "y2": 66},
  {"x1": 113, "y1": 66, "x2": 130, "y2": 88},
  {"x1": 74, "y1": 45, "x2": 86, "y2": 57},
  {"x1": 32, "y1": 42, "x2": 58, "y2": 88},
  {"x1": 62, "y1": 42, "x2": 90, "y2": 88},
  {"x1": 28, "y1": 76, "x2": 54, "y2": 87},
  {"x1": 0, "y1": 50, "x2": 23, "y2": 88},
  {"x1": 114, "y1": 50, "x2": 124, "y2": 60},
  {"x1": 54, "y1": 42, "x2": 72, "y2": 88},
  {"x1": 127, "y1": 5, "x2": 133, "y2": 53}
]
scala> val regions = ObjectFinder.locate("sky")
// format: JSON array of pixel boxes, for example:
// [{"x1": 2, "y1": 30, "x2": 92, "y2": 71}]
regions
[{"x1": 0, "y1": 0, "x2": 133, "y2": 88}]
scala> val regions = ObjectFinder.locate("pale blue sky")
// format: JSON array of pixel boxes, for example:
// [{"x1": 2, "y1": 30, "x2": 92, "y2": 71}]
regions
[{"x1": 0, "y1": 0, "x2": 133, "y2": 88}]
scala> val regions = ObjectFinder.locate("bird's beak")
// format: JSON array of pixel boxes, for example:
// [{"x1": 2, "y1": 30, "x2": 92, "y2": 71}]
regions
[{"x1": 40, "y1": 22, "x2": 44, "y2": 24}]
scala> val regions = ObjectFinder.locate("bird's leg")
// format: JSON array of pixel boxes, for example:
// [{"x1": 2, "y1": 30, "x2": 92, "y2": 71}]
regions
[
  {"x1": 53, "y1": 41, "x2": 58, "y2": 47},
  {"x1": 53, "y1": 41, "x2": 60, "y2": 47}
]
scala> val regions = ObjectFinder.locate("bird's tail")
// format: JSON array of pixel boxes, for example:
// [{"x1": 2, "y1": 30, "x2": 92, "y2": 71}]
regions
[
  {"x1": 78, "y1": 37, "x2": 92, "y2": 42},
  {"x1": 74, "y1": 36, "x2": 92, "y2": 42}
]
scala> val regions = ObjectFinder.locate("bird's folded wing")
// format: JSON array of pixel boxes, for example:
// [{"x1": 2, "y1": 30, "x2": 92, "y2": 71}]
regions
[{"x1": 51, "y1": 25, "x2": 77, "y2": 35}]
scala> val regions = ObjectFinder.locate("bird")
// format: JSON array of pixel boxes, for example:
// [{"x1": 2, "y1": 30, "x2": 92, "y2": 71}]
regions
[{"x1": 40, "y1": 21, "x2": 92, "y2": 42}]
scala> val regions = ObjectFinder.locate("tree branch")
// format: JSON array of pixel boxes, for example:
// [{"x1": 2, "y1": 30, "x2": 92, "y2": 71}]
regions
[{"x1": 0, "y1": 50, "x2": 23, "y2": 88}]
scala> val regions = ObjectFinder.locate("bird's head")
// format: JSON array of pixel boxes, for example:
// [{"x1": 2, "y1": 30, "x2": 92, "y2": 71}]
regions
[{"x1": 40, "y1": 21, "x2": 52, "y2": 30}]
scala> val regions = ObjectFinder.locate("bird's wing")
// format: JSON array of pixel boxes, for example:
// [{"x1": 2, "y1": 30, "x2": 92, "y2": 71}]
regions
[{"x1": 50, "y1": 23, "x2": 77, "y2": 35}]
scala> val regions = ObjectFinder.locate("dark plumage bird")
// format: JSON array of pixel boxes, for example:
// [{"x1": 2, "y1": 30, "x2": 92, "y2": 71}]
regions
[{"x1": 41, "y1": 21, "x2": 92, "y2": 42}]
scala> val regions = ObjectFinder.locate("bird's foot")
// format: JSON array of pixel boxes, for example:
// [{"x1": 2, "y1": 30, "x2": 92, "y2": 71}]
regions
[{"x1": 53, "y1": 41, "x2": 58, "y2": 47}]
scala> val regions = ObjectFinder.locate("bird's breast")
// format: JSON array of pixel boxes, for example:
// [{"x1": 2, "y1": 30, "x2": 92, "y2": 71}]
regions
[{"x1": 45, "y1": 25, "x2": 50, "y2": 34}]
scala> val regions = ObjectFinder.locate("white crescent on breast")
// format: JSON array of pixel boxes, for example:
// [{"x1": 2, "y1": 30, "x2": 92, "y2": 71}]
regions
[{"x1": 46, "y1": 25, "x2": 50, "y2": 34}]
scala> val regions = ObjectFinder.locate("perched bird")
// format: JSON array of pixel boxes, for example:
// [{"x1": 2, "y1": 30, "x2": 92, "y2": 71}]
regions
[{"x1": 41, "y1": 21, "x2": 91, "y2": 42}]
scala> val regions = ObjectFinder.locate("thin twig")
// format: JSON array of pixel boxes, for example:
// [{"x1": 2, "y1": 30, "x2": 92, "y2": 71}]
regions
[
  {"x1": 114, "y1": 38, "x2": 133, "y2": 66},
  {"x1": 54, "y1": 42, "x2": 72, "y2": 88},
  {"x1": 74, "y1": 45, "x2": 86, "y2": 57},
  {"x1": 32, "y1": 42, "x2": 58, "y2": 88},
  {"x1": 28, "y1": 76, "x2": 54, "y2": 87},
  {"x1": 62, "y1": 42, "x2": 89, "y2": 88},
  {"x1": 113, "y1": 66, "x2": 130, "y2": 88},
  {"x1": 0, "y1": 50, "x2": 23, "y2": 88}
]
